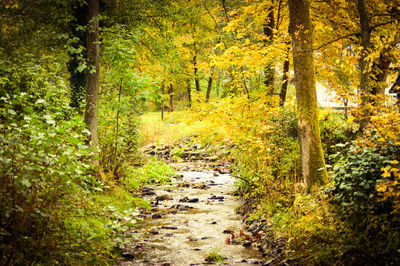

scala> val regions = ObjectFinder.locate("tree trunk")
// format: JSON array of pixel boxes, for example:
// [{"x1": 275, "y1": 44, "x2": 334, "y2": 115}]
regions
[
  {"x1": 263, "y1": 1, "x2": 275, "y2": 93},
  {"x1": 357, "y1": 0, "x2": 371, "y2": 94},
  {"x1": 194, "y1": 55, "x2": 200, "y2": 92},
  {"x1": 168, "y1": 83, "x2": 174, "y2": 112},
  {"x1": 84, "y1": 0, "x2": 100, "y2": 147},
  {"x1": 288, "y1": 0, "x2": 327, "y2": 191},
  {"x1": 161, "y1": 84, "x2": 165, "y2": 121},
  {"x1": 68, "y1": 3, "x2": 87, "y2": 111},
  {"x1": 279, "y1": 54, "x2": 290, "y2": 107},
  {"x1": 187, "y1": 81, "x2": 192, "y2": 108},
  {"x1": 357, "y1": 0, "x2": 371, "y2": 130},
  {"x1": 371, "y1": 51, "x2": 391, "y2": 96},
  {"x1": 206, "y1": 69, "x2": 214, "y2": 102}
]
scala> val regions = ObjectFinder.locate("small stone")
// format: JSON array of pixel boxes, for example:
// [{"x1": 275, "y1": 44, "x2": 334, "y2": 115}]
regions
[
  {"x1": 156, "y1": 195, "x2": 171, "y2": 201},
  {"x1": 243, "y1": 241, "x2": 252, "y2": 247},
  {"x1": 149, "y1": 228, "x2": 159, "y2": 235},
  {"x1": 161, "y1": 225, "x2": 177, "y2": 230},
  {"x1": 209, "y1": 195, "x2": 224, "y2": 200},
  {"x1": 152, "y1": 213, "x2": 162, "y2": 219},
  {"x1": 121, "y1": 251, "x2": 135, "y2": 259},
  {"x1": 188, "y1": 198, "x2": 199, "y2": 203}
]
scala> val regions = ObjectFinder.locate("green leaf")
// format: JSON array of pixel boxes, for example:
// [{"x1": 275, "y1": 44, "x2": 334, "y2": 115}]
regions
[
  {"x1": 21, "y1": 178, "x2": 31, "y2": 188},
  {"x1": 69, "y1": 137, "x2": 80, "y2": 145},
  {"x1": 35, "y1": 99, "x2": 46, "y2": 104},
  {"x1": 7, "y1": 109, "x2": 16, "y2": 115}
]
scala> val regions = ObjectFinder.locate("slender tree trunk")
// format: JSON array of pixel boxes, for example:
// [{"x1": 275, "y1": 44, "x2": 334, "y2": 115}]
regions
[
  {"x1": 187, "y1": 81, "x2": 192, "y2": 108},
  {"x1": 84, "y1": 0, "x2": 100, "y2": 147},
  {"x1": 194, "y1": 55, "x2": 200, "y2": 92},
  {"x1": 113, "y1": 80, "x2": 122, "y2": 162},
  {"x1": 206, "y1": 69, "x2": 214, "y2": 102},
  {"x1": 288, "y1": 0, "x2": 327, "y2": 191},
  {"x1": 161, "y1": 84, "x2": 165, "y2": 120},
  {"x1": 242, "y1": 76, "x2": 250, "y2": 99},
  {"x1": 221, "y1": 0, "x2": 230, "y2": 22},
  {"x1": 168, "y1": 83, "x2": 174, "y2": 112},
  {"x1": 263, "y1": 1, "x2": 275, "y2": 93},
  {"x1": 279, "y1": 54, "x2": 290, "y2": 107},
  {"x1": 68, "y1": 3, "x2": 87, "y2": 111}
]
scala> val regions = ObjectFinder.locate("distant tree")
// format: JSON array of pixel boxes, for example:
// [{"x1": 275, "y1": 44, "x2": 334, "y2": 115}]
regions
[{"x1": 84, "y1": 0, "x2": 100, "y2": 147}]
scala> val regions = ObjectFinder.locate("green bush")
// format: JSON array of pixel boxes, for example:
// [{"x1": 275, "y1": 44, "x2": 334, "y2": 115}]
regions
[
  {"x1": 327, "y1": 141, "x2": 400, "y2": 263},
  {"x1": 319, "y1": 111, "x2": 357, "y2": 163},
  {"x1": 0, "y1": 92, "x2": 94, "y2": 264},
  {"x1": 122, "y1": 159, "x2": 175, "y2": 189}
]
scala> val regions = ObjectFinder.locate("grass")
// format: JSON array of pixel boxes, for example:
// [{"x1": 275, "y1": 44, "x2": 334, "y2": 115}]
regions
[
  {"x1": 139, "y1": 111, "x2": 209, "y2": 146},
  {"x1": 122, "y1": 159, "x2": 176, "y2": 189},
  {"x1": 205, "y1": 247, "x2": 225, "y2": 263}
]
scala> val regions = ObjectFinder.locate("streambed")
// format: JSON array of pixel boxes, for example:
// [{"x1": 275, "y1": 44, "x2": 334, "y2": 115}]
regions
[{"x1": 118, "y1": 161, "x2": 264, "y2": 265}]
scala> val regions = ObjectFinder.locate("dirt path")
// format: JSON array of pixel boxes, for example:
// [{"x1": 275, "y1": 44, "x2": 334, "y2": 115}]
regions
[{"x1": 117, "y1": 161, "x2": 264, "y2": 265}]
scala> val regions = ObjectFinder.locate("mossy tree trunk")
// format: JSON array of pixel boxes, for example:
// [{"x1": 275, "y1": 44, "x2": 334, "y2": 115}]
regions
[
  {"x1": 84, "y1": 0, "x2": 100, "y2": 147},
  {"x1": 288, "y1": 0, "x2": 327, "y2": 191}
]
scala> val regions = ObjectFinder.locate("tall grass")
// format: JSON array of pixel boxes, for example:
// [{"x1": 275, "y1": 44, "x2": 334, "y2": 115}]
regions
[{"x1": 139, "y1": 111, "x2": 209, "y2": 146}]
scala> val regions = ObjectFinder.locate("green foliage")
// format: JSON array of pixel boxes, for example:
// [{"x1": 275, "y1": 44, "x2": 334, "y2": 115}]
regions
[
  {"x1": 327, "y1": 140, "x2": 400, "y2": 263},
  {"x1": 318, "y1": 111, "x2": 357, "y2": 162},
  {"x1": 0, "y1": 91, "x2": 94, "y2": 264},
  {"x1": 205, "y1": 247, "x2": 225, "y2": 263},
  {"x1": 60, "y1": 185, "x2": 147, "y2": 264},
  {"x1": 122, "y1": 159, "x2": 175, "y2": 189},
  {"x1": 98, "y1": 25, "x2": 158, "y2": 175}
]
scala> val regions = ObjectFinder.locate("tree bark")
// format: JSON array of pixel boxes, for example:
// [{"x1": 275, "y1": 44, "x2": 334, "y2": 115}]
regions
[
  {"x1": 194, "y1": 55, "x2": 200, "y2": 92},
  {"x1": 279, "y1": 54, "x2": 290, "y2": 107},
  {"x1": 357, "y1": 0, "x2": 371, "y2": 130},
  {"x1": 206, "y1": 69, "x2": 214, "y2": 102},
  {"x1": 161, "y1": 84, "x2": 165, "y2": 121},
  {"x1": 168, "y1": 83, "x2": 174, "y2": 112},
  {"x1": 187, "y1": 81, "x2": 192, "y2": 108},
  {"x1": 288, "y1": 0, "x2": 327, "y2": 191},
  {"x1": 84, "y1": 0, "x2": 100, "y2": 147},
  {"x1": 357, "y1": 0, "x2": 371, "y2": 94},
  {"x1": 263, "y1": 1, "x2": 275, "y2": 92},
  {"x1": 371, "y1": 50, "x2": 391, "y2": 96},
  {"x1": 68, "y1": 3, "x2": 87, "y2": 111}
]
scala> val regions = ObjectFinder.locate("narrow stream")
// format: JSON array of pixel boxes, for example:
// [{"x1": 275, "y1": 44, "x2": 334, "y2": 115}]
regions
[{"x1": 118, "y1": 161, "x2": 264, "y2": 265}]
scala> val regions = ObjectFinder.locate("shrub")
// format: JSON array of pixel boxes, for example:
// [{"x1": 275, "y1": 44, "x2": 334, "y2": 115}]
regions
[
  {"x1": 0, "y1": 92, "x2": 94, "y2": 264},
  {"x1": 122, "y1": 159, "x2": 175, "y2": 189},
  {"x1": 327, "y1": 140, "x2": 400, "y2": 263},
  {"x1": 319, "y1": 111, "x2": 357, "y2": 162}
]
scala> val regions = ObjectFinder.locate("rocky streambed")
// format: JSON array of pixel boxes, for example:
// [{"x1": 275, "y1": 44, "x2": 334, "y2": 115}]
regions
[{"x1": 117, "y1": 161, "x2": 265, "y2": 265}]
